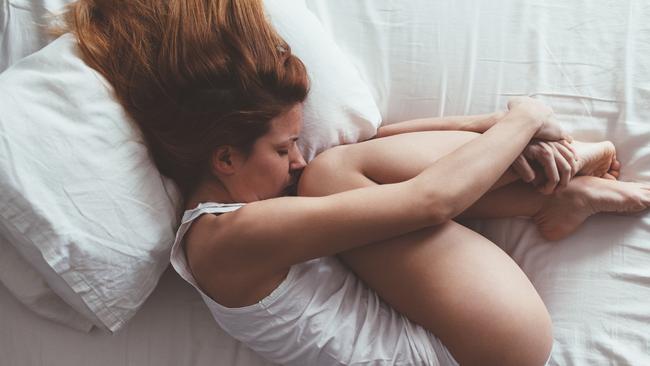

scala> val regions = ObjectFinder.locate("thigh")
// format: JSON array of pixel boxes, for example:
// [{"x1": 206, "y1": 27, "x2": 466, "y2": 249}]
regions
[
  {"x1": 300, "y1": 133, "x2": 552, "y2": 365},
  {"x1": 311, "y1": 130, "x2": 518, "y2": 196},
  {"x1": 339, "y1": 222, "x2": 552, "y2": 366},
  {"x1": 346, "y1": 130, "x2": 480, "y2": 184}
]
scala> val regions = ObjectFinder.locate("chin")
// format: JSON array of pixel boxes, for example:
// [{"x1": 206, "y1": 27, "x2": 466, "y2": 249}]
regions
[{"x1": 280, "y1": 184, "x2": 298, "y2": 197}]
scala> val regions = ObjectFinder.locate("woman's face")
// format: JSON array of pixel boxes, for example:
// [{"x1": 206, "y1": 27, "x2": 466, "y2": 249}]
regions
[{"x1": 229, "y1": 104, "x2": 306, "y2": 202}]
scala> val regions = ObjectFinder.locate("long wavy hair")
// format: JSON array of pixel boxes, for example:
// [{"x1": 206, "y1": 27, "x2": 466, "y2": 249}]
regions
[{"x1": 60, "y1": 0, "x2": 309, "y2": 196}]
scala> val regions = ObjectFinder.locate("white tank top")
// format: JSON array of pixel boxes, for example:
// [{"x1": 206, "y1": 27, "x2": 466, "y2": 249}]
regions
[{"x1": 170, "y1": 202, "x2": 458, "y2": 366}]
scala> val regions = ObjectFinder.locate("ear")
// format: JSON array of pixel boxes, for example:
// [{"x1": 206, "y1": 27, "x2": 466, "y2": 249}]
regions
[{"x1": 210, "y1": 146, "x2": 240, "y2": 176}]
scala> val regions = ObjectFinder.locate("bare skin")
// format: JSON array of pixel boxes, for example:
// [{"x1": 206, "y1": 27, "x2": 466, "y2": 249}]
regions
[
  {"x1": 329, "y1": 131, "x2": 634, "y2": 241},
  {"x1": 526, "y1": 139, "x2": 646, "y2": 240},
  {"x1": 299, "y1": 130, "x2": 650, "y2": 365},
  {"x1": 185, "y1": 101, "x2": 649, "y2": 366},
  {"x1": 524, "y1": 139, "x2": 620, "y2": 190},
  {"x1": 534, "y1": 177, "x2": 650, "y2": 240},
  {"x1": 573, "y1": 140, "x2": 620, "y2": 179}
]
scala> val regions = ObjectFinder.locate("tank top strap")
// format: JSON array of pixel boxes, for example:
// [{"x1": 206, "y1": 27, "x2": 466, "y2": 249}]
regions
[
  {"x1": 181, "y1": 202, "x2": 246, "y2": 223},
  {"x1": 171, "y1": 202, "x2": 245, "y2": 290}
]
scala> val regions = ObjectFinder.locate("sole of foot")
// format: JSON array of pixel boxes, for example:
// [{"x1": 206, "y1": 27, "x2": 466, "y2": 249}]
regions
[{"x1": 534, "y1": 176, "x2": 650, "y2": 241}]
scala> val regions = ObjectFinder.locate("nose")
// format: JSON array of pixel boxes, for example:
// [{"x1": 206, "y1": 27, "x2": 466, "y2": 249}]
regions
[{"x1": 289, "y1": 146, "x2": 307, "y2": 171}]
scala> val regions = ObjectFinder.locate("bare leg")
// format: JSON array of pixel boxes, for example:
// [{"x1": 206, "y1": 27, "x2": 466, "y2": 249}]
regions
[
  {"x1": 300, "y1": 168, "x2": 553, "y2": 365},
  {"x1": 458, "y1": 180, "x2": 545, "y2": 219},
  {"x1": 300, "y1": 131, "x2": 554, "y2": 365},
  {"x1": 299, "y1": 130, "x2": 647, "y2": 365},
  {"x1": 343, "y1": 220, "x2": 553, "y2": 366}
]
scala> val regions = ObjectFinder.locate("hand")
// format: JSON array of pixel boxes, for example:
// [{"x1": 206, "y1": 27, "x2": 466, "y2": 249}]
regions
[
  {"x1": 534, "y1": 115, "x2": 573, "y2": 142},
  {"x1": 511, "y1": 139, "x2": 578, "y2": 194},
  {"x1": 507, "y1": 96, "x2": 573, "y2": 142}
]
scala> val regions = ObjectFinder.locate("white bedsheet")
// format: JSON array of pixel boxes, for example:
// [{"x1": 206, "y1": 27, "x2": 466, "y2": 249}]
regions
[
  {"x1": 2, "y1": 0, "x2": 650, "y2": 365},
  {"x1": 0, "y1": 267, "x2": 273, "y2": 366},
  {"x1": 306, "y1": 0, "x2": 650, "y2": 365}
]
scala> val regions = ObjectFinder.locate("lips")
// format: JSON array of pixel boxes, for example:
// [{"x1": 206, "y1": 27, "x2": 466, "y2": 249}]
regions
[
  {"x1": 284, "y1": 172, "x2": 303, "y2": 196},
  {"x1": 283, "y1": 182, "x2": 298, "y2": 196}
]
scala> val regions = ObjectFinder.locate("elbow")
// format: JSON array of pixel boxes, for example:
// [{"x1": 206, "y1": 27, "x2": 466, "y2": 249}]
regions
[
  {"x1": 411, "y1": 180, "x2": 455, "y2": 226},
  {"x1": 422, "y1": 191, "x2": 455, "y2": 226}
]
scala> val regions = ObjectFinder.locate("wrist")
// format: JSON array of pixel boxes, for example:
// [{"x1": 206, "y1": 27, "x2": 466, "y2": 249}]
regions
[{"x1": 493, "y1": 109, "x2": 508, "y2": 121}]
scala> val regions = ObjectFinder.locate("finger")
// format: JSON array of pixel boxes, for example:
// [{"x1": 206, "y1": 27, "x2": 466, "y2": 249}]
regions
[
  {"x1": 512, "y1": 155, "x2": 536, "y2": 182},
  {"x1": 538, "y1": 142, "x2": 560, "y2": 194},
  {"x1": 523, "y1": 144, "x2": 547, "y2": 187},
  {"x1": 550, "y1": 143, "x2": 572, "y2": 188},
  {"x1": 559, "y1": 139, "x2": 578, "y2": 160},
  {"x1": 602, "y1": 173, "x2": 617, "y2": 180},
  {"x1": 553, "y1": 142, "x2": 578, "y2": 178}
]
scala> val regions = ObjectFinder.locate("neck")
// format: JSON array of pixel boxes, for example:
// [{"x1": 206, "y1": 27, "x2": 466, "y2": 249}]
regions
[{"x1": 185, "y1": 177, "x2": 235, "y2": 210}]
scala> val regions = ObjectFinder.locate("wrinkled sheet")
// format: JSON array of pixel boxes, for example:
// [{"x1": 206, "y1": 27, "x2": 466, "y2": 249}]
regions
[
  {"x1": 2, "y1": 0, "x2": 650, "y2": 365},
  {"x1": 0, "y1": 267, "x2": 273, "y2": 366},
  {"x1": 306, "y1": 0, "x2": 650, "y2": 365}
]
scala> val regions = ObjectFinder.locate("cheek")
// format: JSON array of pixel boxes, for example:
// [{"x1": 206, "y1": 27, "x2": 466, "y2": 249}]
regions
[{"x1": 256, "y1": 155, "x2": 287, "y2": 186}]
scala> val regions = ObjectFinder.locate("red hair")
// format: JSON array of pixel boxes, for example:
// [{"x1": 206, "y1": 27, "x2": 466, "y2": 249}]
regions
[{"x1": 61, "y1": 0, "x2": 309, "y2": 196}]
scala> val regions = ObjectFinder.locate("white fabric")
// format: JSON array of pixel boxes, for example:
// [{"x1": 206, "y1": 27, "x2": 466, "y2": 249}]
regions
[
  {"x1": 0, "y1": 0, "x2": 67, "y2": 72},
  {"x1": 0, "y1": 266, "x2": 274, "y2": 366},
  {"x1": 1, "y1": 0, "x2": 649, "y2": 365},
  {"x1": 170, "y1": 203, "x2": 458, "y2": 366},
  {"x1": 0, "y1": 0, "x2": 96, "y2": 332},
  {"x1": 0, "y1": 0, "x2": 382, "y2": 333},
  {"x1": 0, "y1": 34, "x2": 184, "y2": 332},
  {"x1": 305, "y1": 0, "x2": 650, "y2": 365},
  {"x1": 0, "y1": 234, "x2": 93, "y2": 332},
  {"x1": 265, "y1": 0, "x2": 382, "y2": 161}
]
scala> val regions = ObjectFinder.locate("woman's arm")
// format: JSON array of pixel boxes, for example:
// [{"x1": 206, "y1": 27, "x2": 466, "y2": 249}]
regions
[
  {"x1": 375, "y1": 111, "x2": 506, "y2": 138},
  {"x1": 193, "y1": 98, "x2": 556, "y2": 275},
  {"x1": 376, "y1": 110, "x2": 578, "y2": 194}
]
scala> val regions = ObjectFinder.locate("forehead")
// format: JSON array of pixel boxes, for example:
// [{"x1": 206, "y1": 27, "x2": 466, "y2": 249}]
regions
[{"x1": 267, "y1": 104, "x2": 303, "y2": 138}]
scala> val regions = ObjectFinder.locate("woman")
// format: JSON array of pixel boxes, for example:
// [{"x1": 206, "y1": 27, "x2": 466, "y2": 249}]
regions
[{"x1": 61, "y1": 1, "x2": 649, "y2": 365}]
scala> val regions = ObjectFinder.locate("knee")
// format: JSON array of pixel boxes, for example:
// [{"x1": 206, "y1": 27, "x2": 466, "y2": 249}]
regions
[
  {"x1": 496, "y1": 308, "x2": 553, "y2": 366},
  {"x1": 297, "y1": 145, "x2": 351, "y2": 197},
  {"x1": 460, "y1": 301, "x2": 553, "y2": 366}
]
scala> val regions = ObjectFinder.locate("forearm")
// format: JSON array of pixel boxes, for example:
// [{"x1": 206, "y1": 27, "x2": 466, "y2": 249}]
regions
[
  {"x1": 412, "y1": 110, "x2": 540, "y2": 221},
  {"x1": 375, "y1": 111, "x2": 506, "y2": 138}
]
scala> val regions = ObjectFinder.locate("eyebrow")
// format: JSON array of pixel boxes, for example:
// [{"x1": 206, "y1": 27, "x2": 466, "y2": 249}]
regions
[{"x1": 275, "y1": 136, "x2": 299, "y2": 146}]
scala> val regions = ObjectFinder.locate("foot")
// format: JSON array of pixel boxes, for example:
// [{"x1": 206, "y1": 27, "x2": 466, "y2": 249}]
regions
[
  {"x1": 533, "y1": 176, "x2": 650, "y2": 241},
  {"x1": 572, "y1": 140, "x2": 620, "y2": 180}
]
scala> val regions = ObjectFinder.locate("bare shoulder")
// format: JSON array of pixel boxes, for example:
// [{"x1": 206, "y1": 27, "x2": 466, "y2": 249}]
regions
[{"x1": 184, "y1": 212, "x2": 289, "y2": 308}]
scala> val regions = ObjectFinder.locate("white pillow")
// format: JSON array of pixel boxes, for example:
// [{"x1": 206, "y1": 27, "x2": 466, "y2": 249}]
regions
[
  {"x1": 0, "y1": 34, "x2": 184, "y2": 332},
  {"x1": 0, "y1": 0, "x2": 96, "y2": 332},
  {"x1": 0, "y1": 2, "x2": 382, "y2": 332},
  {"x1": 0, "y1": 235, "x2": 94, "y2": 332},
  {"x1": 265, "y1": 0, "x2": 382, "y2": 161},
  {"x1": 0, "y1": 0, "x2": 70, "y2": 72}
]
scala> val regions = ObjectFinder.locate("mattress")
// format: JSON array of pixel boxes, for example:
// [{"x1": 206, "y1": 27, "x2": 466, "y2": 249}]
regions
[{"x1": 2, "y1": 0, "x2": 650, "y2": 365}]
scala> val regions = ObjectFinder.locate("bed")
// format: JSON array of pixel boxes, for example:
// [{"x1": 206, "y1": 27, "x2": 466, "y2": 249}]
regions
[{"x1": 1, "y1": 0, "x2": 649, "y2": 365}]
